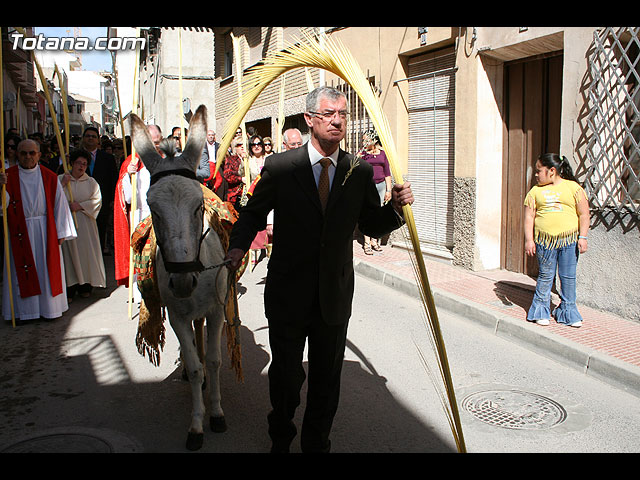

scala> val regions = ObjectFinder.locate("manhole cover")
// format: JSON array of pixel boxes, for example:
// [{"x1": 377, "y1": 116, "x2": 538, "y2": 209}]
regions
[
  {"x1": 462, "y1": 389, "x2": 567, "y2": 430},
  {"x1": 1, "y1": 433, "x2": 113, "y2": 453},
  {"x1": 0, "y1": 427, "x2": 142, "y2": 453}
]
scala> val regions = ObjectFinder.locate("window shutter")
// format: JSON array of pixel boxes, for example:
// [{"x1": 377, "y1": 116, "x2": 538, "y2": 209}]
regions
[{"x1": 407, "y1": 50, "x2": 456, "y2": 250}]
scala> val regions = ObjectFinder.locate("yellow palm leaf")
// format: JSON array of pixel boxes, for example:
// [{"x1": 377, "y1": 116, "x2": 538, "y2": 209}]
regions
[{"x1": 217, "y1": 30, "x2": 466, "y2": 453}]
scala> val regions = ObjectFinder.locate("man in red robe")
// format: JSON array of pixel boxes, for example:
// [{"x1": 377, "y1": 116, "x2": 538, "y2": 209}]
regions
[
  {"x1": 0, "y1": 139, "x2": 76, "y2": 322},
  {"x1": 113, "y1": 125, "x2": 163, "y2": 287}
]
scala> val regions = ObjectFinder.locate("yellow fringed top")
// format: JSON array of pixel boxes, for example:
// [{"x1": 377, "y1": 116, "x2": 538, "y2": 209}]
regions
[{"x1": 524, "y1": 180, "x2": 587, "y2": 248}]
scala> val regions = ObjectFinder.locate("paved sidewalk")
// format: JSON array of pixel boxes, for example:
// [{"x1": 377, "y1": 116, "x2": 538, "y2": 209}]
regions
[{"x1": 352, "y1": 239, "x2": 640, "y2": 397}]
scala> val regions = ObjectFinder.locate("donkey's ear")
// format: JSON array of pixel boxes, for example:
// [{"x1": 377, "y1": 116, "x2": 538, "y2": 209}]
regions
[
  {"x1": 182, "y1": 105, "x2": 207, "y2": 172},
  {"x1": 129, "y1": 113, "x2": 163, "y2": 174}
]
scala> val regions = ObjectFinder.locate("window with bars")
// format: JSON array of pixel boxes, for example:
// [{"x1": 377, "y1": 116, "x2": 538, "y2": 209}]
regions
[
  {"x1": 583, "y1": 27, "x2": 640, "y2": 217},
  {"x1": 334, "y1": 78, "x2": 376, "y2": 154}
]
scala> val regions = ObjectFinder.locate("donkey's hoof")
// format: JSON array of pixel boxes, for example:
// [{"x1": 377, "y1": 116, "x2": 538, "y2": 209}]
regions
[
  {"x1": 186, "y1": 432, "x2": 204, "y2": 451},
  {"x1": 210, "y1": 415, "x2": 227, "y2": 433}
]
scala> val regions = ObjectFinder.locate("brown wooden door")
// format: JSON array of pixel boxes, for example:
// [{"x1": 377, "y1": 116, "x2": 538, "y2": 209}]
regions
[{"x1": 502, "y1": 53, "x2": 563, "y2": 276}]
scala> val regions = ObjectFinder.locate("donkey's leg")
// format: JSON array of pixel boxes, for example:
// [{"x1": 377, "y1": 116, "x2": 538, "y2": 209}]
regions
[
  {"x1": 169, "y1": 316, "x2": 206, "y2": 450},
  {"x1": 194, "y1": 317, "x2": 207, "y2": 389},
  {"x1": 206, "y1": 306, "x2": 227, "y2": 432}
]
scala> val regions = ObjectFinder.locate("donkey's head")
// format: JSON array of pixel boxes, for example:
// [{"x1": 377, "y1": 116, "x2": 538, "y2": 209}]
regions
[{"x1": 130, "y1": 105, "x2": 208, "y2": 298}]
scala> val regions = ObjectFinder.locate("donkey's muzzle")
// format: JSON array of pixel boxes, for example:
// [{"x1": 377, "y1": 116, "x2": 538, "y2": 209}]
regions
[{"x1": 168, "y1": 272, "x2": 199, "y2": 298}]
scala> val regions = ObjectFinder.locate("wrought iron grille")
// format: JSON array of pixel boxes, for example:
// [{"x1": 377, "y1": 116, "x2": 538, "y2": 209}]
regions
[
  {"x1": 583, "y1": 27, "x2": 640, "y2": 217},
  {"x1": 333, "y1": 78, "x2": 375, "y2": 154}
]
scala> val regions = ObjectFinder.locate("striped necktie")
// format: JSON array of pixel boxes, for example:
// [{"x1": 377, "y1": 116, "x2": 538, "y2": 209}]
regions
[{"x1": 317, "y1": 157, "x2": 332, "y2": 213}]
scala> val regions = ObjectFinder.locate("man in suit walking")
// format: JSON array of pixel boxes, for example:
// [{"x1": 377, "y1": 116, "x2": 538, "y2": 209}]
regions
[
  {"x1": 82, "y1": 127, "x2": 117, "y2": 254},
  {"x1": 226, "y1": 86, "x2": 414, "y2": 453}
]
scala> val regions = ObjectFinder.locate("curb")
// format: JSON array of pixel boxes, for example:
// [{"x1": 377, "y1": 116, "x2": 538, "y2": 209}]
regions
[{"x1": 354, "y1": 259, "x2": 640, "y2": 398}]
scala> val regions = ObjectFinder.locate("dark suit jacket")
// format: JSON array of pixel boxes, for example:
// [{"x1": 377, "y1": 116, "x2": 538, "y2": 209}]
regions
[
  {"x1": 229, "y1": 143, "x2": 403, "y2": 326},
  {"x1": 89, "y1": 149, "x2": 118, "y2": 205}
]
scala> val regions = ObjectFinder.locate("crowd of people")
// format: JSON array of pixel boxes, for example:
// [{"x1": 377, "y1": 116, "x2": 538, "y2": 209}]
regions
[
  {"x1": 0, "y1": 120, "x2": 319, "y2": 323},
  {"x1": 0, "y1": 113, "x2": 414, "y2": 328}
]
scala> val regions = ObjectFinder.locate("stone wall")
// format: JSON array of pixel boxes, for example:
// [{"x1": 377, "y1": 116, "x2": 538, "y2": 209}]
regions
[
  {"x1": 576, "y1": 209, "x2": 640, "y2": 322},
  {"x1": 452, "y1": 177, "x2": 477, "y2": 269}
]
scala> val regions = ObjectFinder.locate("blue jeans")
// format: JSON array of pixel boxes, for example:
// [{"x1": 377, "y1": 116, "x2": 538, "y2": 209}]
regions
[{"x1": 528, "y1": 242, "x2": 583, "y2": 325}]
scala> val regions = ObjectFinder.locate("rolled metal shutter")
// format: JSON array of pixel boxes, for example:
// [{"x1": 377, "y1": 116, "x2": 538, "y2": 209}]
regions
[{"x1": 407, "y1": 49, "x2": 456, "y2": 251}]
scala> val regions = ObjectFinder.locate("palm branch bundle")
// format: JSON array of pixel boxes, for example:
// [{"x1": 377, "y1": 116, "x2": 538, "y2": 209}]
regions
[{"x1": 216, "y1": 30, "x2": 466, "y2": 453}]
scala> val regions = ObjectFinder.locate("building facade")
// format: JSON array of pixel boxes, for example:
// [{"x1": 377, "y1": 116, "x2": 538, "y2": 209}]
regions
[
  {"x1": 6, "y1": 25, "x2": 635, "y2": 320},
  {"x1": 210, "y1": 26, "x2": 639, "y2": 321},
  {"x1": 129, "y1": 27, "x2": 216, "y2": 140},
  {"x1": 212, "y1": 26, "x2": 321, "y2": 151},
  {"x1": 2, "y1": 27, "x2": 40, "y2": 137}
]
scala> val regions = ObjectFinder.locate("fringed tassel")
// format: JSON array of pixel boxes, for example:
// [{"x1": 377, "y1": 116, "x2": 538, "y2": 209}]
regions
[
  {"x1": 534, "y1": 228, "x2": 579, "y2": 249},
  {"x1": 135, "y1": 300, "x2": 166, "y2": 367},
  {"x1": 224, "y1": 321, "x2": 244, "y2": 383},
  {"x1": 134, "y1": 226, "x2": 167, "y2": 367},
  {"x1": 224, "y1": 277, "x2": 244, "y2": 383}
]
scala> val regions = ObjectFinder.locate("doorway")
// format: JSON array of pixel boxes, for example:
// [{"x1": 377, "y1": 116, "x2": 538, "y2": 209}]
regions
[{"x1": 501, "y1": 52, "x2": 563, "y2": 275}]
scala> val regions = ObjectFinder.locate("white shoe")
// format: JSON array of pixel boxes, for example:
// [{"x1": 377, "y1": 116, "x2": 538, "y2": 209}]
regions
[
  {"x1": 530, "y1": 318, "x2": 550, "y2": 326},
  {"x1": 570, "y1": 321, "x2": 582, "y2": 328}
]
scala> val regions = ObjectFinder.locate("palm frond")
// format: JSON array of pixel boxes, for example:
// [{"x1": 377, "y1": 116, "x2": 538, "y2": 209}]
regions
[{"x1": 216, "y1": 31, "x2": 466, "y2": 453}]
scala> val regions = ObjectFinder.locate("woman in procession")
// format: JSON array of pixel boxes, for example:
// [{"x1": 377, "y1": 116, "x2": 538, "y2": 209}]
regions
[{"x1": 59, "y1": 149, "x2": 106, "y2": 303}]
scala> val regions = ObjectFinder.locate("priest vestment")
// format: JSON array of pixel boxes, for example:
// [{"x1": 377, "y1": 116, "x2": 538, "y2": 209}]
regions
[
  {"x1": 3, "y1": 165, "x2": 76, "y2": 321},
  {"x1": 113, "y1": 154, "x2": 150, "y2": 302}
]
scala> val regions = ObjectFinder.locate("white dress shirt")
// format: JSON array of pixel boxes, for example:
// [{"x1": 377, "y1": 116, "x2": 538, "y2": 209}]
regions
[{"x1": 307, "y1": 142, "x2": 339, "y2": 189}]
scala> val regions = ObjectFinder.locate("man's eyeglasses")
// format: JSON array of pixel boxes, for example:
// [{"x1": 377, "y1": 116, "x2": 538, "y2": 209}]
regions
[
  {"x1": 19, "y1": 150, "x2": 39, "y2": 156},
  {"x1": 308, "y1": 110, "x2": 349, "y2": 121}
]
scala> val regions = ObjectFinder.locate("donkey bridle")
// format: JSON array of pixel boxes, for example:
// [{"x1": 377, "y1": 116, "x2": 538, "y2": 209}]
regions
[{"x1": 150, "y1": 168, "x2": 210, "y2": 274}]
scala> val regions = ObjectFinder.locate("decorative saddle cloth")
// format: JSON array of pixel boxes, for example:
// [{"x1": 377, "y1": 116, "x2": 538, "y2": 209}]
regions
[{"x1": 131, "y1": 186, "x2": 248, "y2": 382}]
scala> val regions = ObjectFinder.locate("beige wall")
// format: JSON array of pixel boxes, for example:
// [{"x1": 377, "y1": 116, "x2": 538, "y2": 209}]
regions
[
  {"x1": 139, "y1": 28, "x2": 215, "y2": 136},
  {"x1": 324, "y1": 26, "x2": 458, "y2": 176}
]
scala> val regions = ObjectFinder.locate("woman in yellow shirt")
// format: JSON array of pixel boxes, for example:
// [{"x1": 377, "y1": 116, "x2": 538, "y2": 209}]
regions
[{"x1": 524, "y1": 154, "x2": 590, "y2": 328}]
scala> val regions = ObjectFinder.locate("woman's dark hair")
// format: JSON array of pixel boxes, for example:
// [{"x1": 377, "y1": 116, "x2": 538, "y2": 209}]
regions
[
  {"x1": 538, "y1": 153, "x2": 578, "y2": 182},
  {"x1": 248, "y1": 135, "x2": 264, "y2": 157},
  {"x1": 5, "y1": 134, "x2": 21, "y2": 148},
  {"x1": 70, "y1": 148, "x2": 91, "y2": 165}
]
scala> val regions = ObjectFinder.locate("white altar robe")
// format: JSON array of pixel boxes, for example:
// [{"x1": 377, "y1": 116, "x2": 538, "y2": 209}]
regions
[
  {"x1": 59, "y1": 172, "x2": 106, "y2": 289},
  {"x1": 2, "y1": 166, "x2": 77, "y2": 321}
]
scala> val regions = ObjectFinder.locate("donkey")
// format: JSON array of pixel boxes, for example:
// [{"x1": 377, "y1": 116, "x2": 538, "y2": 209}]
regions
[{"x1": 130, "y1": 105, "x2": 230, "y2": 451}]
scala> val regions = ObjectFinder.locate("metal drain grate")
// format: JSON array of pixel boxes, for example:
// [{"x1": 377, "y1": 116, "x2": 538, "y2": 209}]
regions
[
  {"x1": 0, "y1": 427, "x2": 142, "y2": 453},
  {"x1": 462, "y1": 389, "x2": 567, "y2": 430},
  {"x1": 1, "y1": 433, "x2": 113, "y2": 453}
]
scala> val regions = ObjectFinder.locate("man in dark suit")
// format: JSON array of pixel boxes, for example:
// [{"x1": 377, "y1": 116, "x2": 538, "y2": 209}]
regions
[
  {"x1": 226, "y1": 87, "x2": 414, "y2": 453},
  {"x1": 82, "y1": 126, "x2": 117, "y2": 253}
]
